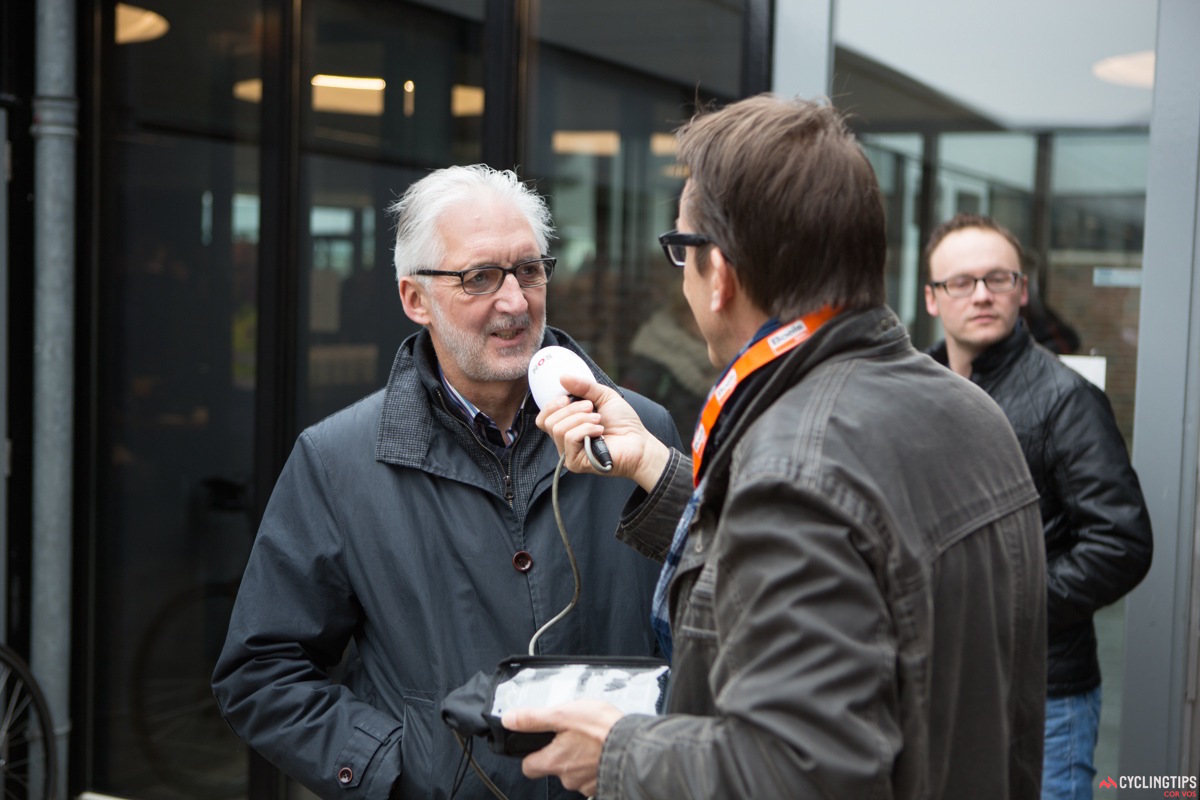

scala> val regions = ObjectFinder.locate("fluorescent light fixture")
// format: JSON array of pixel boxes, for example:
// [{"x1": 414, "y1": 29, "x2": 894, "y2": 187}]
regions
[
  {"x1": 311, "y1": 74, "x2": 386, "y2": 116},
  {"x1": 311, "y1": 75, "x2": 387, "y2": 91},
  {"x1": 650, "y1": 133, "x2": 676, "y2": 156},
  {"x1": 233, "y1": 78, "x2": 262, "y2": 103},
  {"x1": 552, "y1": 131, "x2": 621, "y2": 157},
  {"x1": 115, "y1": 3, "x2": 169, "y2": 44},
  {"x1": 1092, "y1": 50, "x2": 1155, "y2": 89},
  {"x1": 452, "y1": 85, "x2": 485, "y2": 117}
]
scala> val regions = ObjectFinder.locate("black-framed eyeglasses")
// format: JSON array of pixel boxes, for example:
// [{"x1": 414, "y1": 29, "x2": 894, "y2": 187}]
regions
[
  {"x1": 416, "y1": 257, "x2": 556, "y2": 295},
  {"x1": 658, "y1": 230, "x2": 713, "y2": 268},
  {"x1": 929, "y1": 270, "x2": 1023, "y2": 298}
]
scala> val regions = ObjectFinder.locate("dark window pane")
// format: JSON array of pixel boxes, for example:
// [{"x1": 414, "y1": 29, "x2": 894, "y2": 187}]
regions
[
  {"x1": 296, "y1": 0, "x2": 483, "y2": 428},
  {"x1": 526, "y1": 1, "x2": 743, "y2": 441},
  {"x1": 95, "y1": 1, "x2": 260, "y2": 796},
  {"x1": 303, "y1": 0, "x2": 485, "y2": 164}
]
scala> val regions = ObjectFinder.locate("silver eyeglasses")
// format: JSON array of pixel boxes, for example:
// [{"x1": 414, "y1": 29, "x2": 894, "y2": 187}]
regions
[
  {"x1": 416, "y1": 257, "x2": 556, "y2": 295},
  {"x1": 929, "y1": 270, "x2": 1022, "y2": 298}
]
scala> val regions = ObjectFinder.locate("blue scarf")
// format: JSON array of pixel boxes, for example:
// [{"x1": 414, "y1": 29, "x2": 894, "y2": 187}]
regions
[{"x1": 649, "y1": 481, "x2": 704, "y2": 662}]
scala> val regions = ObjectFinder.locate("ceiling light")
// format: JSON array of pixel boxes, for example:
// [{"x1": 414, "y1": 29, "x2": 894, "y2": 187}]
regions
[
  {"x1": 311, "y1": 75, "x2": 387, "y2": 91},
  {"x1": 233, "y1": 78, "x2": 262, "y2": 103},
  {"x1": 552, "y1": 131, "x2": 621, "y2": 157},
  {"x1": 311, "y1": 74, "x2": 386, "y2": 116},
  {"x1": 452, "y1": 85, "x2": 484, "y2": 117},
  {"x1": 115, "y1": 3, "x2": 169, "y2": 44},
  {"x1": 1092, "y1": 50, "x2": 1155, "y2": 89}
]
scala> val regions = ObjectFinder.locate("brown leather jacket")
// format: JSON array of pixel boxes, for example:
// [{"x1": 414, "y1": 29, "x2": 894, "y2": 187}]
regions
[{"x1": 600, "y1": 307, "x2": 1046, "y2": 799}]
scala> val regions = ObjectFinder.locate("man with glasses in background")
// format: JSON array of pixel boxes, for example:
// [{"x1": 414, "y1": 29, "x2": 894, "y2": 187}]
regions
[
  {"x1": 924, "y1": 213, "x2": 1153, "y2": 800},
  {"x1": 503, "y1": 96, "x2": 1047, "y2": 799},
  {"x1": 213, "y1": 165, "x2": 680, "y2": 799}
]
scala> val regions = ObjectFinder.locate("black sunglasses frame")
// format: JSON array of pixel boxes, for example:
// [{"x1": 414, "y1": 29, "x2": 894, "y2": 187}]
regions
[{"x1": 658, "y1": 230, "x2": 714, "y2": 268}]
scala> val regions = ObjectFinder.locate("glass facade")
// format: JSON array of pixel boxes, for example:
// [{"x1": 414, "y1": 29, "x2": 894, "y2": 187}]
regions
[
  {"x1": 528, "y1": 1, "x2": 742, "y2": 438},
  {"x1": 92, "y1": 1, "x2": 261, "y2": 795},
  {"x1": 81, "y1": 0, "x2": 746, "y2": 795},
  {"x1": 832, "y1": 1, "x2": 1156, "y2": 792},
  {"x1": 296, "y1": 0, "x2": 485, "y2": 428}
]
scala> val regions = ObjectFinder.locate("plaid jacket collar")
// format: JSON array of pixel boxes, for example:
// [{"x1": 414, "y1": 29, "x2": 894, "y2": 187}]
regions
[{"x1": 374, "y1": 326, "x2": 619, "y2": 468}]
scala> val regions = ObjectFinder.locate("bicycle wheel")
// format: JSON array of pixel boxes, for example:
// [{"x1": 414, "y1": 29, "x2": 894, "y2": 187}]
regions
[
  {"x1": 130, "y1": 580, "x2": 245, "y2": 800},
  {"x1": 0, "y1": 644, "x2": 56, "y2": 800}
]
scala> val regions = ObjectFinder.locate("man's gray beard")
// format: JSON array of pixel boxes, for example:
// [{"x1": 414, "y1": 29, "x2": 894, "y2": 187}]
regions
[{"x1": 428, "y1": 299, "x2": 546, "y2": 383}]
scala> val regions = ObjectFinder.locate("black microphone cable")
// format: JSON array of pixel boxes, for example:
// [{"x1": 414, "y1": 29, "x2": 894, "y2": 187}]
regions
[
  {"x1": 528, "y1": 450, "x2": 582, "y2": 654},
  {"x1": 448, "y1": 450, "x2": 584, "y2": 799}
]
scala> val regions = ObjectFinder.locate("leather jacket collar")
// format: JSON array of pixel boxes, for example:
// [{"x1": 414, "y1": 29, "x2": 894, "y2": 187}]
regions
[
  {"x1": 970, "y1": 320, "x2": 1031, "y2": 382},
  {"x1": 927, "y1": 319, "x2": 1030, "y2": 383}
]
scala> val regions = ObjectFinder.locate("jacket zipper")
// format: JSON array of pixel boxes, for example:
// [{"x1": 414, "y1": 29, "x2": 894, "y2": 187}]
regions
[{"x1": 436, "y1": 389, "x2": 521, "y2": 508}]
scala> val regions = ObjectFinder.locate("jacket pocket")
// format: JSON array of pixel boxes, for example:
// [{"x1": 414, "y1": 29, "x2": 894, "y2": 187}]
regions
[
  {"x1": 667, "y1": 561, "x2": 721, "y2": 716},
  {"x1": 332, "y1": 709, "x2": 401, "y2": 790},
  {"x1": 392, "y1": 692, "x2": 437, "y2": 797},
  {"x1": 675, "y1": 559, "x2": 719, "y2": 641}
]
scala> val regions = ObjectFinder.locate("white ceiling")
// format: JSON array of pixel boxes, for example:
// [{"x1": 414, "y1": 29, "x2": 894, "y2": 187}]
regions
[{"x1": 835, "y1": 0, "x2": 1158, "y2": 128}]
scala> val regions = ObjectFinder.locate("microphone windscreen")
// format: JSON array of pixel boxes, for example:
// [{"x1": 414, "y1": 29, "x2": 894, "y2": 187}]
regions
[{"x1": 528, "y1": 346, "x2": 596, "y2": 409}]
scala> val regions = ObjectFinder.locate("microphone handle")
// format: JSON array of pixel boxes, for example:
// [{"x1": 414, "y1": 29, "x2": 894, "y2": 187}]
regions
[
  {"x1": 568, "y1": 394, "x2": 614, "y2": 473},
  {"x1": 585, "y1": 435, "x2": 614, "y2": 473}
]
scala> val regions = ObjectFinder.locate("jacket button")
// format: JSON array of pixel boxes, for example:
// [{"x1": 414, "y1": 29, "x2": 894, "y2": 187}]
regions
[
  {"x1": 512, "y1": 551, "x2": 533, "y2": 573},
  {"x1": 338, "y1": 767, "x2": 353, "y2": 784}
]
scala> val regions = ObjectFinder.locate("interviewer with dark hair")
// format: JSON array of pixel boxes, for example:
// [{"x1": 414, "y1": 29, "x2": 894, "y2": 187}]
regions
[{"x1": 505, "y1": 95, "x2": 1048, "y2": 799}]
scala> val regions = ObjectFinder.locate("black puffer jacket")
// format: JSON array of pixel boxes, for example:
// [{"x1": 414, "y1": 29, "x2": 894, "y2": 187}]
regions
[{"x1": 929, "y1": 323, "x2": 1153, "y2": 696}]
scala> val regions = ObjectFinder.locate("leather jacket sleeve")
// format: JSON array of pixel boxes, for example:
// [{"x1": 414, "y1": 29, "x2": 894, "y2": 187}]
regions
[
  {"x1": 601, "y1": 470, "x2": 903, "y2": 799},
  {"x1": 1042, "y1": 381, "x2": 1153, "y2": 632},
  {"x1": 615, "y1": 448, "x2": 693, "y2": 563},
  {"x1": 212, "y1": 431, "x2": 403, "y2": 798}
]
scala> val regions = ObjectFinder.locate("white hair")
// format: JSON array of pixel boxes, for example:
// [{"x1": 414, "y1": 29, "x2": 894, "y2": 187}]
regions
[{"x1": 388, "y1": 164, "x2": 555, "y2": 282}]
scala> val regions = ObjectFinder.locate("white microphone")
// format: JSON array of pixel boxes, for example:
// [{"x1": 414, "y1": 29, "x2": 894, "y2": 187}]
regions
[{"x1": 528, "y1": 346, "x2": 614, "y2": 472}]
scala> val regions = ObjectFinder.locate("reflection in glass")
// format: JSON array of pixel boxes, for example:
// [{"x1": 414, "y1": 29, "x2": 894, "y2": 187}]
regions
[
  {"x1": 1048, "y1": 133, "x2": 1148, "y2": 449},
  {"x1": 863, "y1": 136, "x2": 923, "y2": 328},
  {"x1": 526, "y1": 1, "x2": 743, "y2": 440},
  {"x1": 297, "y1": 1, "x2": 484, "y2": 429},
  {"x1": 96, "y1": 1, "x2": 263, "y2": 795},
  {"x1": 833, "y1": 2, "x2": 1156, "y2": 789},
  {"x1": 302, "y1": 0, "x2": 484, "y2": 164}
]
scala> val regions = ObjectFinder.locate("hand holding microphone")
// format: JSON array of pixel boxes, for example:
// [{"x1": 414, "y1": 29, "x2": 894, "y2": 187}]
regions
[
  {"x1": 528, "y1": 346, "x2": 673, "y2": 487},
  {"x1": 528, "y1": 346, "x2": 614, "y2": 473}
]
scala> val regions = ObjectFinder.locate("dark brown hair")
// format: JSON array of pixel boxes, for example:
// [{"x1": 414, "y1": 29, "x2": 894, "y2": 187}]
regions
[
  {"x1": 923, "y1": 213, "x2": 1026, "y2": 277},
  {"x1": 675, "y1": 94, "x2": 887, "y2": 318}
]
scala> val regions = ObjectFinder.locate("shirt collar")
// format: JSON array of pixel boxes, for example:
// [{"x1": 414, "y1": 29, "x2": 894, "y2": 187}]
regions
[{"x1": 437, "y1": 365, "x2": 523, "y2": 450}]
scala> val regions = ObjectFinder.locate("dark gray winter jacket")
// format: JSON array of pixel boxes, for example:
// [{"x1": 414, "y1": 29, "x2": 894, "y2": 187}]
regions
[{"x1": 212, "y1": 327, "x2": 679, "y2": 799}]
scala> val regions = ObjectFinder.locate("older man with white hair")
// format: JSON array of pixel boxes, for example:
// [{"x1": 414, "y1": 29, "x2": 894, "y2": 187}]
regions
[{"x1": 213, "y1": 165, "x2": 679, "y2": 799}]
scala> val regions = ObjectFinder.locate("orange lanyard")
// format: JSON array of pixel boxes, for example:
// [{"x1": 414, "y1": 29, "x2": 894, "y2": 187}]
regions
[{"x1": 691, "y1": 306, "x2": 839, "y2": 485}]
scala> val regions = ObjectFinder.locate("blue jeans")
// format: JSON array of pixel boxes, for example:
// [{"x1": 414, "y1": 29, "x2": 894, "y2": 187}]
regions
[{"x1": 1042, "y1": 686, "x2": 1102, "y2": 800}]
